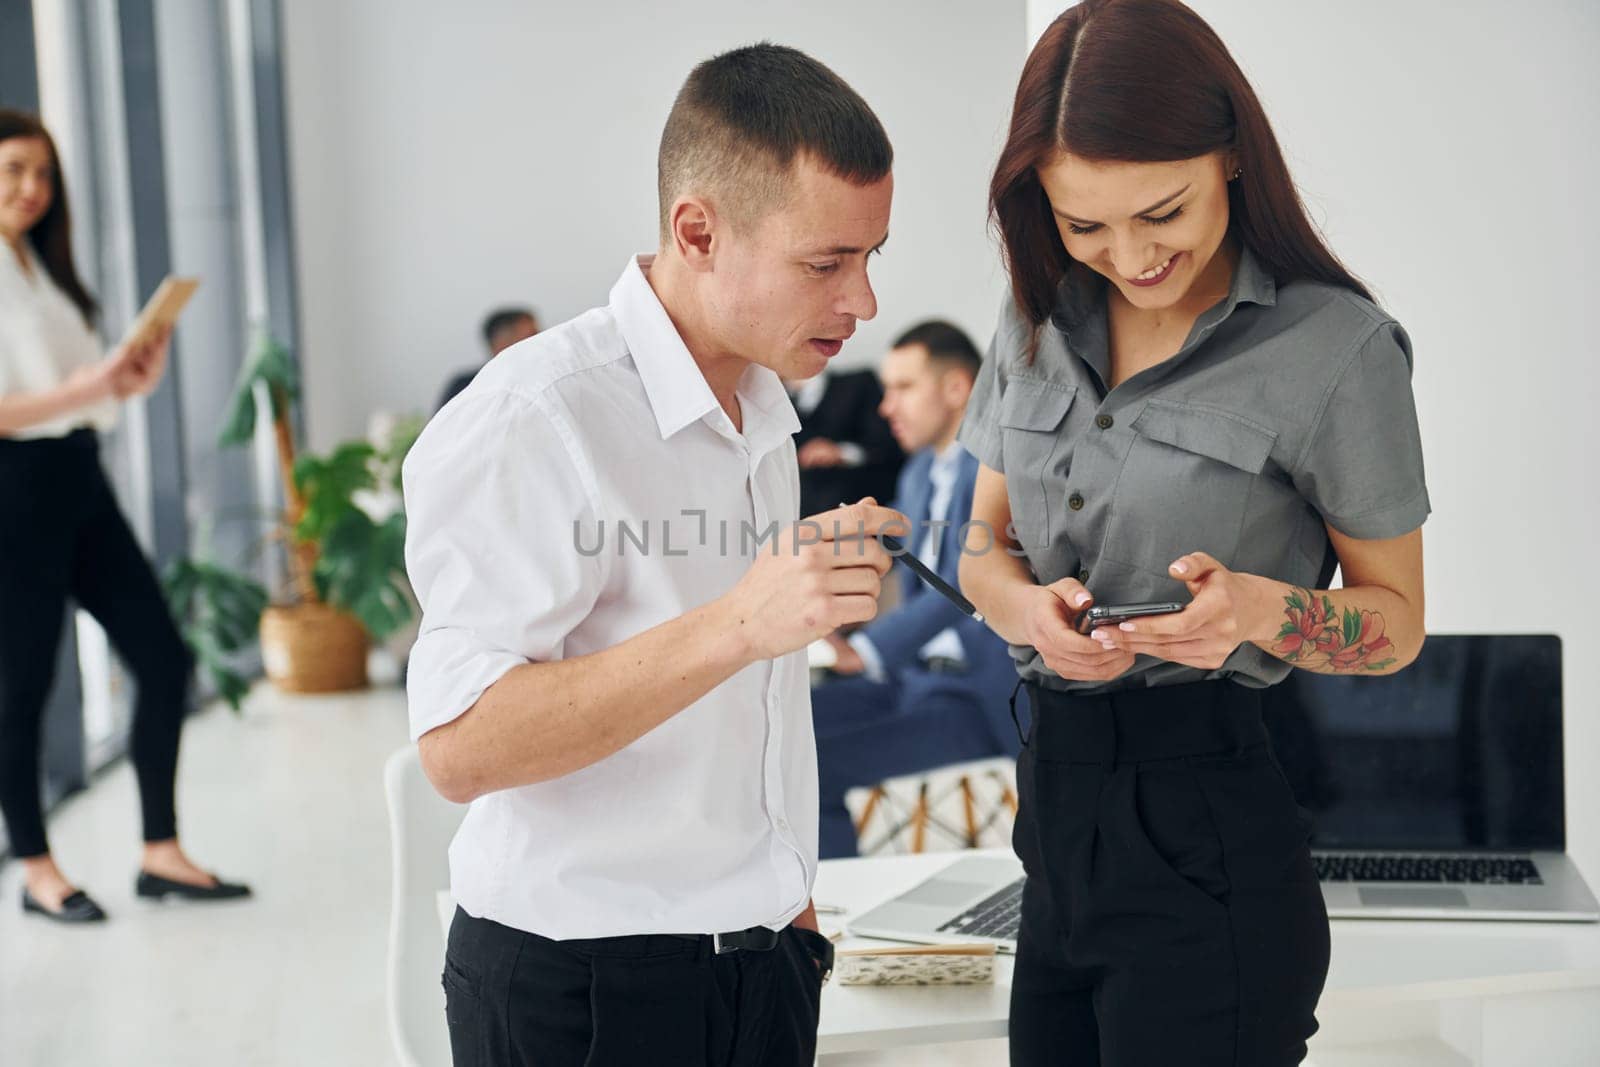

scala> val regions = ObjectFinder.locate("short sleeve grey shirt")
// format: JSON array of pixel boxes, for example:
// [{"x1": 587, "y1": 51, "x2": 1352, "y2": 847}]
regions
[{"x1": 957, "y1": 244, "x2": 1430, "y2": 693}]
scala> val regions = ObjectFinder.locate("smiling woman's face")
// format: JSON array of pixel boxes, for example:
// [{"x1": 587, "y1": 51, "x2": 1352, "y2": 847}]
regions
[
  {"x1": 0, "y1": 135, "x2": 55, "y2": 245},
  {"x1": 1036, "y1": 148, "x2": 1238, "y2": 315}
]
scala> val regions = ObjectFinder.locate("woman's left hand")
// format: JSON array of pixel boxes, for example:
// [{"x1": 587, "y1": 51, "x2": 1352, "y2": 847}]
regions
[{"x1": 1088, "y1": 551, "x2": 1276, "y2": 670}]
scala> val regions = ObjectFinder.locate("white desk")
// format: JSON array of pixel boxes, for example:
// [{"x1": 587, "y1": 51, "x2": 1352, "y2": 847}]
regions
[
  {"x1": 437, "y1": 851, "x2": 1600, "y2": 1064},
  {"x1": 812, "y1": 850, "x2": 1600, "y2": 1065}
]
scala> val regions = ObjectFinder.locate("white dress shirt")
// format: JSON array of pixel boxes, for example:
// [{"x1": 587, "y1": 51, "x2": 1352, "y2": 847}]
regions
[
  {"x1": 403, "y1": 254, "x2": 815, "y2": 940},
  {"x1": 0, "y1": 242, "x2": 117, "y2": 439},
  {"x1": 849, "y1": 441, "x2": 968, "y2": 680}
]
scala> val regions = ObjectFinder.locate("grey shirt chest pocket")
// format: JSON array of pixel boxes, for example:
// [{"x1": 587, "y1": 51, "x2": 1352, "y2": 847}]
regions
[
  {"x1": 1101, "y1": 399, "x2": 1278, "y2": 573},
  {"x1": 998, "y1": 378, "x2": 1077, "y2": 550}
]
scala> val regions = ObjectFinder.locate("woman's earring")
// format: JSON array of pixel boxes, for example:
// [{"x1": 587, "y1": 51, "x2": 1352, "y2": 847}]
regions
[{"x1": 1231, "y1": 167, "x2": 1243, "y2": 181}]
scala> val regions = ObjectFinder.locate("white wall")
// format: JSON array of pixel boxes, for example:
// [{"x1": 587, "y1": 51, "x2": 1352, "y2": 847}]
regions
[
  {"x1": 1027, "y1": 0, "x2": 1600, "y2": 880},
  {"x1": 280, "y1": 0, "x2": 1025, "y2": 451}
]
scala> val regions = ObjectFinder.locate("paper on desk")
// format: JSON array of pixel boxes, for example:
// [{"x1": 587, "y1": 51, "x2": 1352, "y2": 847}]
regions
[
  {"x1": 806, "y1": 638, "x2": 839, "y2": 669},
  {"x1": 834, "y1": 942, "x2": 996, "y2": 986}
]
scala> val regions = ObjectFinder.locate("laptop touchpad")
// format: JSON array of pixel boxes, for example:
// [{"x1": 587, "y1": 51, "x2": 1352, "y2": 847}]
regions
[
  {"x1": 900, "y1": 880, "x2": 991, "y2": 909},
  {"x1": 1359, "y1": 887, "x2": 1470, "y2": 908}
]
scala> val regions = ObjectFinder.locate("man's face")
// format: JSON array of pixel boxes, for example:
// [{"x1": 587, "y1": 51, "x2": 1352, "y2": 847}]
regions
[
  {"x1": 489, "y1": 314, "x2": 538, "y2": 356},
  {"x1": 878, "y1": 344, "x2": 968, "y2": 454},
  {"x1": 703, "y1": 155, "x2": 891, "y2": 380}
]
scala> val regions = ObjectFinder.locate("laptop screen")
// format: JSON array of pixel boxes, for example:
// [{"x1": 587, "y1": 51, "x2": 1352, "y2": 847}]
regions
[{"x1": 1258, "y1": 634, "x2": 1565, "y2": 852}]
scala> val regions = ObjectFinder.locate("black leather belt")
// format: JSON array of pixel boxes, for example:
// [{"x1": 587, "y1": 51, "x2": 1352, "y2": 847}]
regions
[
  {"x1": 668, "y1": 925, "x2": 782, "y2": 955},
  {"x1": 920, "y1": 655, "x2": 968, "y2": 674}
]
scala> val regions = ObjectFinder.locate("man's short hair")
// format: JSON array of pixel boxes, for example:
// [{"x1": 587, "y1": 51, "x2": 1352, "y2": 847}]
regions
[
  {"x1": 892, "y1": 320, "x2": 982, "y2": 380},
  {"x1": 481, "y1": 307, "x2": 536, "y2": 348},
  {"x1": 657, "y1": 43, "x2": 893, "y2": 244}
]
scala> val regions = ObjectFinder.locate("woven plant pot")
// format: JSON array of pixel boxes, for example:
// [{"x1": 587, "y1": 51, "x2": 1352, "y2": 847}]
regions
[{"x1": 260, "y1": 602, "x2": 369, "y2": 693}]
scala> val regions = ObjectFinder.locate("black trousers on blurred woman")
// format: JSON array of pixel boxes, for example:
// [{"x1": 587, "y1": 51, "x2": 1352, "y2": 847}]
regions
[
  {"x1": 1009, "y1": 678, "x2": 1331, "y2": 1067},
  {"x1": 0, "y1": 428, "x2": 193, "y2": 858}
]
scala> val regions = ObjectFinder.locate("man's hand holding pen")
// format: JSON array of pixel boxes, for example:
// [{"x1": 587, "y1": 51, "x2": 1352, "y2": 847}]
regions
[{"x1": 720, "y1": 498, "x2": 907, "y2": 663}]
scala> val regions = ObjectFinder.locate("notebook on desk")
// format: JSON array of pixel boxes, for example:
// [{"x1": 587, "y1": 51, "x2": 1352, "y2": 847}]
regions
[{"x1": 848, "y1": 633, "x2": 1599, "y2": 950}]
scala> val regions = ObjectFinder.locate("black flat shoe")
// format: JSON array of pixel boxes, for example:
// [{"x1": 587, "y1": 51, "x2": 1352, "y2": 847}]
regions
[
  {"x1": 22, "y1": 888, "x2": 108, "y2": 924},
  {"x1": 136, "y1": 870, "x2": 252, "y2": 902}
]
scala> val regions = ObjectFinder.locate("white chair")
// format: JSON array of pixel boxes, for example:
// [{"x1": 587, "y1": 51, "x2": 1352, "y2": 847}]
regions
[
  {"x1": 384, "y1": 745, "x2": 467, "y2": 1067},
  {"x1": 852, "y1": 756, "x2": 1019, "y2": 855}
]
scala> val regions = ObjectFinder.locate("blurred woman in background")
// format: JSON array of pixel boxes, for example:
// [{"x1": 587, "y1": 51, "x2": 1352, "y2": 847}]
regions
[{"x1": 0, "y1": 108, "x2": 249, "y2": 923}]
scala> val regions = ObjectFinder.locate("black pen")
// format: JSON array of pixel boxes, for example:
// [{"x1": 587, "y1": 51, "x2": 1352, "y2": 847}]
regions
[{"x1": 838, "y1": 503, "x2": 984, "y2": 623}]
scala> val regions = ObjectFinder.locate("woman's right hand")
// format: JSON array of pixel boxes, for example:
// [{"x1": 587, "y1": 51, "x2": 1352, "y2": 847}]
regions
[
  {"x1": 107, "y1": 326, "x2": 172, "y2": 399},
  {"x1": 1020, "y1": 578, "x2": 1136, "y2": 683},
  {"x1": 64, "y1": 347, "x2": 138, "y2": 404}
]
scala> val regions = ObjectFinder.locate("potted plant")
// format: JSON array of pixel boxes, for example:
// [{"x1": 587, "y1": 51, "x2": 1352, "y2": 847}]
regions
[{"x1": 165, "y1": 331, "x2": 420, "y2": 701}]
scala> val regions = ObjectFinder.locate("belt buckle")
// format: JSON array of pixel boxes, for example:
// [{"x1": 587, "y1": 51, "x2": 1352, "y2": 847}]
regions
[{"x1": 712, "y1": 932, "x2": 736, "y2": 955}]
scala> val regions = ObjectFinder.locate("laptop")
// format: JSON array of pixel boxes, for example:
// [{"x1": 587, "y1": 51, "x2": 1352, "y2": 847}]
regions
[{"x1": 848, "y1": 634, "x2": 1599, "y2": 950}]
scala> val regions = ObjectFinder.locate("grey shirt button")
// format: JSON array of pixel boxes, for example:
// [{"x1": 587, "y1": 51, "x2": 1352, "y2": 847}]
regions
[
  {"x1": 1095, "y1": 414, "x2": 1114, "y2": 430},
  {"x1": 1069, "y1": 492, "x2": 1085, "y2": 511}
]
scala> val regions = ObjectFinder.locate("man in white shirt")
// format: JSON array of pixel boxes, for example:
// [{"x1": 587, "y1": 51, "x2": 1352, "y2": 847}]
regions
[
  {"x1": 813, "y1": 321, "x2": 1029, "y2": 857},
  {"x1": 403, "y1": 44, "x2": 901, "y2": 1066}
]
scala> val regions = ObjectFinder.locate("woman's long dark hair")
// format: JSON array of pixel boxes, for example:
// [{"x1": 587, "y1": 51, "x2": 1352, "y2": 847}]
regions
[
  {"x1": 992, "y1": 0, "x2": 1372, "y2": 359},
  {"x1": 0, "y1": 109, "x2": 97, "y2": 327}
]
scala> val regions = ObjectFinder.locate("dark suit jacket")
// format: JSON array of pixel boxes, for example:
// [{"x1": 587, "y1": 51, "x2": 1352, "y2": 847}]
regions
[
  {"x1": 857, "y1": 446, "x2": 1024, "y2": 751},
  {"x1": 793, "y1": 370, "x2": 904, "y2": 517},
  {"x1": 435, "y1": 366, "x2": 483, "y2": 413}
]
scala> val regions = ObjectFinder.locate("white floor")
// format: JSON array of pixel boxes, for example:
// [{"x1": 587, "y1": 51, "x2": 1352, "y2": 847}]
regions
[
  {"x1": 0, "y1": 677, "x2": 1007, "y2": 1066},
  {"x1": 0, "y1": 680, "x2": 407, "y2": 1066}
]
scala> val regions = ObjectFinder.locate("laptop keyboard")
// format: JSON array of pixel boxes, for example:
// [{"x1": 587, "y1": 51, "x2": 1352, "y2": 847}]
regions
[
  {"x1": 938, "y1": 877, "x2": 1024, "y2": 941},
  {"x1": 925, "y1": 854, "x2": 1541, "y2": 943},
  {"x1": 1315, "y1": 854, "x2": 1543, "y2": 885}
]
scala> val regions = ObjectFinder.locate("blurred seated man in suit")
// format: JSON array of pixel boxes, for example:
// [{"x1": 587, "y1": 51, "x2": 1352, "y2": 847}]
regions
[
  {"x1": 434, "y1": 306, "x2": 539, "y2": 413},
  {"x1": 812, "y1": 320, "x2": 1028, "y2": 859},
  {"x1": 787, "y1": 364, "x2": 904, "y2": 516}
]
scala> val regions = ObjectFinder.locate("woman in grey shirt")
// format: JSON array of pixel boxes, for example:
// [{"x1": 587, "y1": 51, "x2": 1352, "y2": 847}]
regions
[{"x1": 957, "y1": 3, "x2": 1428, "y2": 1064}]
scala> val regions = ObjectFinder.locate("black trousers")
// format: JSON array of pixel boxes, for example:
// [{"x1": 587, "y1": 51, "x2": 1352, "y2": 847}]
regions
[
  {"x1": 444, "y1": 907, "x2": 829, "y2": 1066},
  {"x1": 0, "y1": 429, "x2": 194, "y2": 858},
  {"x1": 1010, "y1": 679, "x2": 1330, "y2": 1067}
]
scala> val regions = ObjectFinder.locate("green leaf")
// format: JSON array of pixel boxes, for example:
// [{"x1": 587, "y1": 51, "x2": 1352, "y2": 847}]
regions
[
  {"x1": 293, "y1": 442, "x2": 378, "y2": 544},
  {"x1": 312, "y1": 510, "x2": 413, "y2": 640},
  {"x1": 380, "y1": 415, "x2": 425, "y2": 493},
  {"x1": 163, "y1": 557, "x2": 269, "y2": 712},
  {"x1": 218, "y1": 328, "x2": 299, "y2": 449}
]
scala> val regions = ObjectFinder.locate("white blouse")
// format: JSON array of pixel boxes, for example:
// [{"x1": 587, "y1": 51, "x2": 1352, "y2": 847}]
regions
[{"x1": 0, "y1": 240, "x2": 118, "y2": 439}]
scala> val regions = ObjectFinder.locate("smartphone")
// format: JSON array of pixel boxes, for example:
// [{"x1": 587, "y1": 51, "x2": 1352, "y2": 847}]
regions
[{"x1": 1075, "y1": 601, "x2": 1185, "y2": 635}]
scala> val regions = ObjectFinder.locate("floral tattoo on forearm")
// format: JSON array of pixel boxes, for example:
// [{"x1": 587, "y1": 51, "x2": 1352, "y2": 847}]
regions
[{"x1": 1272, "y1": 588, "x2": 1397, "y2": 672}]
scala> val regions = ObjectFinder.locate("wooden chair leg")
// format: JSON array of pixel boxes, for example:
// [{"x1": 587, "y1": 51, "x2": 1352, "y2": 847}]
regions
[
  {"x1": 961, "y1": 776, "x2": 979, "y2": 847},
  {"x1": 855, "y1": 785, "x2": 886, "y2": 838},
  {"x1": 998, "y1": 772, "x2": 1019, "y2": 817},
  {"x1": 912, "y1": 782, "x2": 929, "y2": 853}
]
